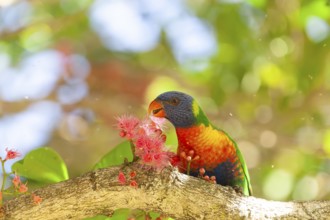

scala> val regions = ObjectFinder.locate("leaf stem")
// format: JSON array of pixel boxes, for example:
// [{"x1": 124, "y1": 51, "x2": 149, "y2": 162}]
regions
[
  {"x1": 130, "y1": 141, "x2": 138, "y2": 162},
  {"x1": 1, "y1": 158, "x2": 7, "y2": 192},
  {"x1": 187, "y1": 160, "x2": 191, "y2": 175}
]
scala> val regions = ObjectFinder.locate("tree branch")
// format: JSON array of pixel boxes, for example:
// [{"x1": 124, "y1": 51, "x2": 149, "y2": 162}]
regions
[{"x1": 0, "y1": 163, "x2": 329, "y2": 219}]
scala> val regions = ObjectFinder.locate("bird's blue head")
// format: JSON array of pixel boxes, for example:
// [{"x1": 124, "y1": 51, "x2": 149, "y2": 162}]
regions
[{"x1": 148, "y1": 91, "x2": 209, "y2": 128}]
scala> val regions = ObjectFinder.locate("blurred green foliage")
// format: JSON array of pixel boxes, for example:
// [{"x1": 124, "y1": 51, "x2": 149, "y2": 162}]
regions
[{"x1": 1, "y1": 0, "x2": 330, "y2": 202}]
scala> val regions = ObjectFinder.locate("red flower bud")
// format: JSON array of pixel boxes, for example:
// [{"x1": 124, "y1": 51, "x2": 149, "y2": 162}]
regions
[
  {"x1": 118, "y1": 171, "x2": 126, "y2": 185},
  {"x1": 119, "y1": 131, "x2": 126, "y2": 137},
  {"x1": 180, "y1": 152, "x2": 187, "y2": 159},
  {"x1": 130, "y1": 180, "x2": 138, "y2": 188},
  {"x1": 130, "y1": 171, "x2": 136, "y2": 179},
  {"x1": 12, "y1": 175, "x2": 21, "y2": 188},
  {"x1": 193, "y1": 155, "x2": 200, "y2": 161}
]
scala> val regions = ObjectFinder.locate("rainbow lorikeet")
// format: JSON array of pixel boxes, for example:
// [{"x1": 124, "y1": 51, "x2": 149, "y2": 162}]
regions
[{"x1": 148, "y1": 91, "x2": 252, "y2": 196}]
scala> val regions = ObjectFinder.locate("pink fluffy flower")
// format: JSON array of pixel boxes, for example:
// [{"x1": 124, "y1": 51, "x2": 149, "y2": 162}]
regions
[
  {"x1": 139, "y1": 116, "x2": 166, "y2": 137},
  {"x1": 5, "y1": 148, "x2": 21, "y2": 160},
  {"x1": 135, "y1": 134, "x2": 169, "y2": 170},
  {"x1": 135, "y1": 134, "x2": 163, "y2": 151},
  {"x1": 116, "y1": 114, "x2": 171, "y2": 170},
  {"x1": 32, "y1": 194, "x2": 42, "y2": 205},
  {"x1": 12, "y1": 175, "x2": 21, "y2": 188},
  {"x1": 151, "y1": 152, "x2": 170, "y2": 168},
  {"x1": 116, "y1": 115, "x2": 140, "y2": 140},
  {"x1": 149, "y1": 116, "x2": 166, "y2": 130},
  {"x1": 18, "y1": 183, "x2": 28, "y2": 193},
  {"x1": 142, "y1": 153, "x2": 153, "y2": 163}
]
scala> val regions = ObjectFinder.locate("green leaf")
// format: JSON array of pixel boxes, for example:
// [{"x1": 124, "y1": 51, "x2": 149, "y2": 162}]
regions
[
  {"x1": 83, "y1": 209, "x2": 136, "y2": 220},
  {"x1": 83, "y1": 210, "x2": 175, "y2": 220},
  {"x1": 83, "y1": 215, "x2": 111, "y2": 220},
  {"x1": 93, "y1": 141, "x2": 133, "y2": 169},
  {"x1": 110, "y1": 209, "x2": 131, "y2": 220},
  {"x1": 12, "y1": 147, "x2": 69, "y2": 183}
]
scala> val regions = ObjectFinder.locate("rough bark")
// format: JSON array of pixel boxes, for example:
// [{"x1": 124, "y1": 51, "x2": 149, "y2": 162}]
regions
[{"x1": 0, "y1": 163, "x2": 329, "y2": 220}]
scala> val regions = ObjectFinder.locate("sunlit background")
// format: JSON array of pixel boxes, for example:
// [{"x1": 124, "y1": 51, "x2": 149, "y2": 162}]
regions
[{"x1": 1, "y1": 0, "x2": 330, "y2": 201}]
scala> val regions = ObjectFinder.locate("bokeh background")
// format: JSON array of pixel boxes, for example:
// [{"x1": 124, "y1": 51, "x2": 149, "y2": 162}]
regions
[{"x1": 1, "y1": 0, "x2": 330, "y2": 201}]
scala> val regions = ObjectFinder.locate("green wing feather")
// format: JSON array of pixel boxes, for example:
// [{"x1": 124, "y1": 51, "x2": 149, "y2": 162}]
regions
[
  {"x1": 234, "y1": 142, "x2": 253, "y2": 196},
  {"x1": 219, "y1": 128, "x2": 253, "y2": 196}
]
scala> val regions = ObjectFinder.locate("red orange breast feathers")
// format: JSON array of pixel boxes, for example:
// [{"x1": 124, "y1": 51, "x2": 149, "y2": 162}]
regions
[{"x1": 176, "y1": 124, "x2": 237, "y2": 169}]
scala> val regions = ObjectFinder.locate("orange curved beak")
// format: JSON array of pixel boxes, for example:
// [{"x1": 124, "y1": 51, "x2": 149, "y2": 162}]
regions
[{"x1": 148, "y1": 100, "x2": 166, "y2": 118}]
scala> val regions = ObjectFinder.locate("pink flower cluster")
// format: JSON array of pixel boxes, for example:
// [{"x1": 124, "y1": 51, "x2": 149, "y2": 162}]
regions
[
  {"x1": 1, "y1": 148, "x2": 42, "y2": 205},
  {"x1": 116, "y1": 115, "x2": 170, "y2": 170},
  {"x1": 12, "y1": 174, "x2": 28, "y2": 193},
  {"x1": 117, "y1": 115, "x2": 140, "y2": 139},
  {"x1": 32, "y1": 193, "x2": 42, "y2": 205}
]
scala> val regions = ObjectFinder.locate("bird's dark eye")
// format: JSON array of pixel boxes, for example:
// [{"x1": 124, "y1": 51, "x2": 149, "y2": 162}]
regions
[{"x1": 169, "y1": 97, "x2": 180, "y2": 106}]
